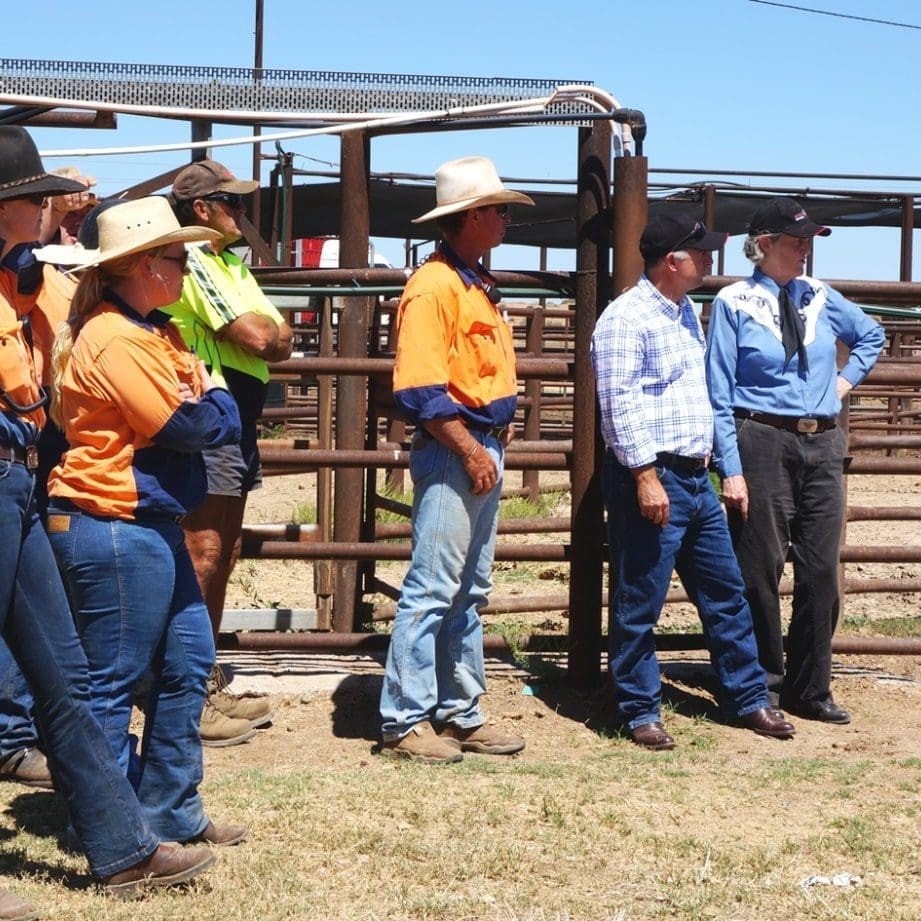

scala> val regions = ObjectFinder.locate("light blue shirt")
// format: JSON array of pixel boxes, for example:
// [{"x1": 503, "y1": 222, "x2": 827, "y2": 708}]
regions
[
  {"x1": 705, "y1": 268, "x2": 884, "y2": 477},
  {"x1": 591, "y1": 275, "x2": 714, "y2": 468}
]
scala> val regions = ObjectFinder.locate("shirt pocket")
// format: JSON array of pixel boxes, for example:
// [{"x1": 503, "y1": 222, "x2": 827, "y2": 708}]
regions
[{"x1": 462, "y1": 317, "x2": 500, "y2": 378}]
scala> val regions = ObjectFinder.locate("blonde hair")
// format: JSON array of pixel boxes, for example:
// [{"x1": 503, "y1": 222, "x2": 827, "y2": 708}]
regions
[{"x1": 50, "y1": 247, "x2": 166, "y2": 427}]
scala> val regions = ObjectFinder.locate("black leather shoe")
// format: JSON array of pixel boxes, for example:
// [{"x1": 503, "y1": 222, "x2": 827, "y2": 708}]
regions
[
  {"x1": 781, "y1": 698, "x2": 851, "y2": 725},
  {"x1": 739, "y1": 707, "x2": 796, "y2": 739},
  {"x1": 630, "y1": 721, "x2": 675, "y2": 751}
]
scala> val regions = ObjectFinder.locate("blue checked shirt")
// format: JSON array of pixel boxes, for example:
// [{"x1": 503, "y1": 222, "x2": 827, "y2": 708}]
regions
[{"x1": 591, "y1": 275, "x2": 714, "y2": 468}]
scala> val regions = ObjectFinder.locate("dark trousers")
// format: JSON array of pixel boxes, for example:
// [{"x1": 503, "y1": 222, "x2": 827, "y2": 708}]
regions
[{"x1": 728, "y1": 419, "x2": 845, "y2": 705}]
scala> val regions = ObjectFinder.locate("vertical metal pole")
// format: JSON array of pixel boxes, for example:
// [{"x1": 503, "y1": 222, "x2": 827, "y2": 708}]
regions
[
  {"x1": 612, "y1": 154, "x2": 648, "y2": 297},
  {"x1": 251, "y1": 0, "x2": 264, "y2": 258},
  {"x1": 191, "y1": 120, "x2": 211, "y2": 162},
  {"x1": 522, "y1": 247, "x2": 547, "y2": 502},
  {"x1": 567, "y1": 120, "x2": 612, "y2": 688},
  {"x1": 900, "y1": 194, "x2": 914, "y2": 282},
  {"x1": 704, "y1": 184, "x2": 724, "y2": 281},
  {"x1": 315, "y1": 296, "x2": 335, "y2": 629},
  {"x1": 332, "y1": 130, "x2": 372, "y2": 632}
]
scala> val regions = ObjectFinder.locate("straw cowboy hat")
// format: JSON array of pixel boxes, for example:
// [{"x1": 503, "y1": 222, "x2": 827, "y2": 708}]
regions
[
  {"x1": 0, "y1": 127, "x2": 88, "y2": 202},
  {"x1": 35, "y1": 196, "x2": 221, "y2": 267},
  {"x1": 412, "y1": 156, "x2": 535, "y2": 223}
]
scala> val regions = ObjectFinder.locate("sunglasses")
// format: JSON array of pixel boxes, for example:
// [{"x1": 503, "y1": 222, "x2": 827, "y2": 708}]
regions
[
  {"x1": 159, "y1": 252, "x2": 189, "y2": 271},
  {"x1": 671, "y1": 221, "x2": 708, "y2": 252},
  {"x1": 9, "y1": 193, "x2": 47, "y2": 207},
  {"x1": 203, "y1": 192, "x2": 244, "y2": 210}
]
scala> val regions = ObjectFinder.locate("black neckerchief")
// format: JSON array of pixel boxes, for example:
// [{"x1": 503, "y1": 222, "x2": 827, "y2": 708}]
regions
[{"x1": 0, "y1": 239, "x2": 43, "y2": 295}]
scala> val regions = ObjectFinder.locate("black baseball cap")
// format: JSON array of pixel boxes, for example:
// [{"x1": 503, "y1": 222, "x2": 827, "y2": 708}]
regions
[
  {"x1": 639, "y1": 213, "x2": 727, "y2": 261},
  {"x1": 748, "y1": 197, "x2": 831, "y2": 238}
]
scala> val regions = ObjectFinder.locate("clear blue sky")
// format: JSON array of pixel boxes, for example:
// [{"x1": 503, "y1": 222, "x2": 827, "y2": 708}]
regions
[{"x1": 5, "y1": 0, "x2": 921, "y2": 281}]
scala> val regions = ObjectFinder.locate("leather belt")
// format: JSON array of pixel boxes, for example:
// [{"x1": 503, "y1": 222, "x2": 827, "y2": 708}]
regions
[
  {"x1": 465, "y1": 421, "x2": 510, "y2": 441},
  {"x1": 0, "y1": 443, "x2": 39, "y2": 470},
  {"x1": 656, "y1": 452, "x2": 709, "y2": 474},
  {"x1": 734, "y1": 409, "x2": 836, "y2": 434}
]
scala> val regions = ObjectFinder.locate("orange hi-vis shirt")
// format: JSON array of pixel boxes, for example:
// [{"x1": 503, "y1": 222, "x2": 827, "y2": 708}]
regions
[
  {"x1": 392, "y1": 248, "x2": 517, "y2": 430},
  {"x1": 0, "y1": 265, "x2": 47, "y2": 442},
  {"x1": 48, "y1": 296, "x2": 241, "y2": 521}
]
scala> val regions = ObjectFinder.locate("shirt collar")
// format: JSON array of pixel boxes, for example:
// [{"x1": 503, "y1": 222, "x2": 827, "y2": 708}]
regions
[
  {"x1": 638, "y1": 274, "x2": 695, "y2": 320},
  {"x1": 103, "y1": 287, "x2": 171, "y2": 329},
  {"x1": 438, "y1": 241, "x2": 498, "y2": 297}
]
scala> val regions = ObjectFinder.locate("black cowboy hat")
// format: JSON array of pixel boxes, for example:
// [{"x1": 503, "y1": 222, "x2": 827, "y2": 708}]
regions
[{"x1": 0, "y1": 127, "x2": 87, "y2": 202}]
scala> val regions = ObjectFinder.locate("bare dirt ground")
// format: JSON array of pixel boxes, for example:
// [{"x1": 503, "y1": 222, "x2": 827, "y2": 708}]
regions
[
  {"x1": 4, "y1": 471, "x2": 921, "y2": 919},
  {"x1": 216, "y1": 469, "x2": 921, "y2": 785}
]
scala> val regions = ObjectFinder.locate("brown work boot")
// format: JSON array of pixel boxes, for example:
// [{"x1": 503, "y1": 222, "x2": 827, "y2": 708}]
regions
[
  {"x1": 0, "y1": 748, "x2": 52, "y2": 789},
  {"x1": 207, "y1": 664, "x2": 273, "y2": 728},
  {"x1": 0, "y1": 888, "x2": 39, "y2": 921},
  {"x1": 437, "y1": 723, "x2": 526, "y2": 755},
  {"x1": 187, "y1": 820, "x2": 248, "y2": 847},
  {"x1": 102, "y1": 842, "x2": 215, "y2": 898},
  {"x1": 200, "y1": 699, "x2": 256, "y2": 748},
  {"x1": 379, "y1": 721, "x2": 463, "y2": 764}
]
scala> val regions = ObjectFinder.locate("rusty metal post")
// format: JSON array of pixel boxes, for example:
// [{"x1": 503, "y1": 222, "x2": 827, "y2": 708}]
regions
[
  {"x1": 567, "y1": 121, "x2": 612, "y2": 688},
  {"x1": 900, "y1": 194, "x2": 914, "y2": 282},
  {"x1": 190, "y1": 120, "x2": 211, "y2": 162},
  {"x1": 522, "y1": 276, "x2": 546, "y2": 502},
  {"x1": 315, "y1": 296, "x2": 335, "y2": 629},
  {"x1": 611, "y1": 153, "x2": 648, "y2": 297},
  {"x1": 332, "y1": 130, "x2": 372, "y2": 632},
  {"x1": 703, "y1": 184, "x2": 724, "y2": 281}
]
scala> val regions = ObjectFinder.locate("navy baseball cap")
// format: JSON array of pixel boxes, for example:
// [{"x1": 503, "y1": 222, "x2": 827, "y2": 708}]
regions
[
  {"x1": 640, "y1": 213, "x2": 727, "y2": 261},
  {"x1": 748, "y1": 197, "x2": 831, "y2": 238}
]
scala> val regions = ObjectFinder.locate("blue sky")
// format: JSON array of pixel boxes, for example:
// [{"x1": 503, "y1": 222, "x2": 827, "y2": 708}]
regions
[{"x1": 5, "y1": 0, "x2": 921, "y2": 281}]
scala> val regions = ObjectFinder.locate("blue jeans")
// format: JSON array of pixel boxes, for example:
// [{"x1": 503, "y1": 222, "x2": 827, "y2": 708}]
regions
[
  {"x1": 380, "y1": 431, "x2": 502, "y2": 740},
  {"x1": 47, "y1": 501, "x2": 214, "y2": 842},
  {"x1": 604, "y1": 454, "x2": 769, "y2": 731},
  {"x1": 0, "y1": 638, "x2": 37, "y2": 756},
  {"x1": 0, "y1": 461, "x2": 158, "y2": 877}
]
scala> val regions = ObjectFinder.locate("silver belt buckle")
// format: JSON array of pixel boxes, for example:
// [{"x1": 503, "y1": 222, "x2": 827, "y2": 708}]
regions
[{"x1": 796, "y1": 418, "x2": 819, "y2": 434}]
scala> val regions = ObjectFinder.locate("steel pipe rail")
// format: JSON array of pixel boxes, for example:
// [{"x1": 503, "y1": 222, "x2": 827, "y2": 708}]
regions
[
  {"x1": 269, "y1": 355, "x2": 573, "y2": 379},
  {"x1": 374, "y1": 516, "x2": 570, "y2": 539},
  {"x1": 256, "y1": 447, "x2": 570, "y2": 470},
  {"x1": 700, "y1": 276, "x2": 921, "y2": 307},
  {"x1": 216, "y1": 630, "x2": 921, "y2": 656},
  {"x1": 240, "y1": 540, "x2": 567, "y2": 562},
  {"x1": 253, "y1": 266, "x2": 576, "y2": 294}
]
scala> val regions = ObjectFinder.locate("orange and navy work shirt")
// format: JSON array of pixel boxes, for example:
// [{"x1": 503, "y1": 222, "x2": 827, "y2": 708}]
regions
[
  {"x1": 0, "y1": 245, "x2": 53, "y2": 445},
  {"x1": 392, "y1": 246, "x2": 517, "y2": 429},
  {"x1": 48, "y1": 292, "x2": 241, "y2": 521}
]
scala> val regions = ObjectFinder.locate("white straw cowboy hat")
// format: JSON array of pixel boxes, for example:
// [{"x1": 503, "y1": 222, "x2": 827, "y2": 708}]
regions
[
  {"x1": 412, "y1": 156, "x2": 535, "y2": 223},
  {"x1": 36, "y1": 196, "x2": 220, "y2": 267}
]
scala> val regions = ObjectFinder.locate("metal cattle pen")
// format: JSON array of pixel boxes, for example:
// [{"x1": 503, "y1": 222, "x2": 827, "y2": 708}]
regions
[{"x1": 6, "y1": 60, "x2": 921, "y2": 681}]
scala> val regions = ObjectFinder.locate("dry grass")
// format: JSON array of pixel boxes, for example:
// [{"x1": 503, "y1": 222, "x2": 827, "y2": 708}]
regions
[{"x1": 4, "y1": 659, "x2": 921, "y2": 920}]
